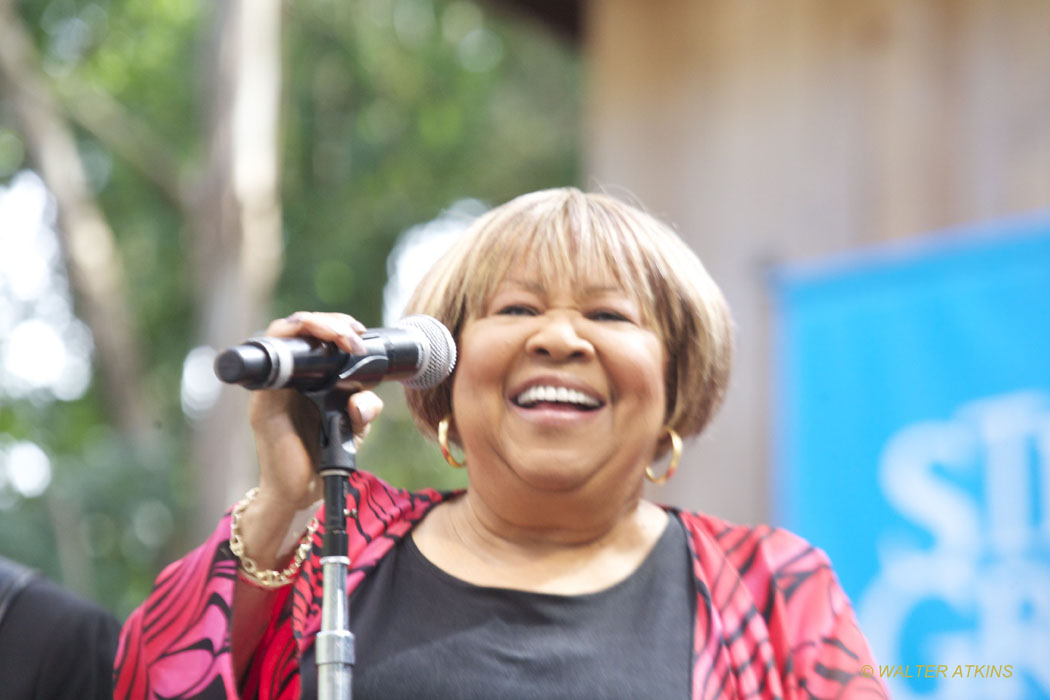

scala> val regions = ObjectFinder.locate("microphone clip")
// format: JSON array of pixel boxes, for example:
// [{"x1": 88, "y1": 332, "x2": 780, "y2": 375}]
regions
[{"x1": 304, "y1": 386, "x2": 359, "y2": 476}]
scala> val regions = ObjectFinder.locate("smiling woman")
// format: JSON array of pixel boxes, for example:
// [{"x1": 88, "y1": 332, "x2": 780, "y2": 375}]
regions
[{"x1": 114, "y1": 188, "x2": 888, "y2": 699}]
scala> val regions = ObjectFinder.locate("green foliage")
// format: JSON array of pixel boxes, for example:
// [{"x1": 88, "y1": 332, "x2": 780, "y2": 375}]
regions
[
  {"x1": 279, "y1": 0, "x2": 580, "y2": 322},
  {"x1": 0, "y1": 0, "x2": 579, "y2": 618}
]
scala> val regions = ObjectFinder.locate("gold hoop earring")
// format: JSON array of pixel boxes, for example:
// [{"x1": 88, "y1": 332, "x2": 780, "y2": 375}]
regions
[
  {"x1": 438, "y1": 415, "x2": 466, "y2": 468},
  {"x1": 645, "y1": 427, "x2": 682, "y2": 485}
]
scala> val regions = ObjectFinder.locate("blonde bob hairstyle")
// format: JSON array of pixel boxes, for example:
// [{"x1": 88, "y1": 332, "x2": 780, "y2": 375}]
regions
[{"x1": 402, "y1": 187, "x2": 733, "y2": 445}]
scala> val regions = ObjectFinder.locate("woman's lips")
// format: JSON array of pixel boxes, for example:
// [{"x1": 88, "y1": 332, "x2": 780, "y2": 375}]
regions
[
  {"x1": 507, "y1": 376, "x2": 607, "y2": 426},
  {"x1": 509, "y1": 396, "x2": 606, "y2": 426},
  {"x1": 508, "y1": 377, "x2": 605, "y2": 408}
]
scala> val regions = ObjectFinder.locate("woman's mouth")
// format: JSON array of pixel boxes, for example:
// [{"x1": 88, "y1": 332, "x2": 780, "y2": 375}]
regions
[{"x1": 512, "y1": 385, "x2": 603, "y2": 411}]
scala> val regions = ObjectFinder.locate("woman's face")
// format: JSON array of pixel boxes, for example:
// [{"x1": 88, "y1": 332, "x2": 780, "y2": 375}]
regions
[{"x1": 450, "y1": 260, "x2": 668, "y2": 503}]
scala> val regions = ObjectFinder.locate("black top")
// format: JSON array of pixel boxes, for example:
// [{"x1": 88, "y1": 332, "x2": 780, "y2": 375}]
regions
[
  {"x1": 0, "y1": 558, "x2": 120, "y2": 700},
  {"x1": 301, "y1": 515, "x2": 694, "y2": 699}
]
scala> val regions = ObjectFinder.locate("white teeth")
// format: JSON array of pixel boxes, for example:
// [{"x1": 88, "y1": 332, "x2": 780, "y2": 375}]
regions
[{"x1": 514, "y1": 385, "x2": 601, "y2": 408}]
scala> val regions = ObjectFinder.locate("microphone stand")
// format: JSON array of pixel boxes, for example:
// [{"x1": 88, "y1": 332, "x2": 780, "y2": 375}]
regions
[{"x1": 306, "y1": 388, "x2": 357, "y2": 700}]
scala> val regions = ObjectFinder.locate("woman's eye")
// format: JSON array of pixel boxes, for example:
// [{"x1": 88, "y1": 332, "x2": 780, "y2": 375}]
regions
[
  {"x1": 496, "y1": 304, "x2": 537, "y2": 316},
  {"x1": 588, "y1": 309, "x2": 631, "y2": 322}
]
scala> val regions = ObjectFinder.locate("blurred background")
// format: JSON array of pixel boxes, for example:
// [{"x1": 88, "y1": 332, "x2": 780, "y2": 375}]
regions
[{"x1": 0, "y1": 1, "x2": 1047, "y2": 698}]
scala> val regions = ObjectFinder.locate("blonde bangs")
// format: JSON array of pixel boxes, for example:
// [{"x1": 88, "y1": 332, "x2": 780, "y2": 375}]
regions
[{"x1": 468, "y1": 192, "x2": 659, "y2": 322}]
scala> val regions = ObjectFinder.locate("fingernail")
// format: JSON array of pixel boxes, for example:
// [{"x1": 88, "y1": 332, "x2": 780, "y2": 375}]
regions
[
  {"x1": 358, "y1": 401, "x2": 377, "y2": 424},
  {"x1": 347, "y1": 333, "x2": 368, "y2": 355},
  {"x1": 285, "y1": 312, "x2": 306, "y2": 322}
]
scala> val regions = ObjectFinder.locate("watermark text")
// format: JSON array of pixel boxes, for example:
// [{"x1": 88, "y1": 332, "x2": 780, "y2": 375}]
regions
[{"x1": 859, "y1": 664, "x2": 1014, "y2": 680}]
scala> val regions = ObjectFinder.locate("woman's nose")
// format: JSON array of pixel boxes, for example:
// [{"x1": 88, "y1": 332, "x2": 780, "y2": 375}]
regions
[{"x1": 525, "y1": 313, "x2": 594, "y2": 361}]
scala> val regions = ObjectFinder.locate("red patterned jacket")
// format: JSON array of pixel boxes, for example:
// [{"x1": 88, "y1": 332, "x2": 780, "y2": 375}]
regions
[{"x1": 115, "y1": 470, "x2": 887, "y2": 699}]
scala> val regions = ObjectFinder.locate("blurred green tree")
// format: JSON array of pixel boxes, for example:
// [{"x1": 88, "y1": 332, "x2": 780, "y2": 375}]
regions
[{"x1": 0, "y1": 0, "x2": 579, "y2": 618}]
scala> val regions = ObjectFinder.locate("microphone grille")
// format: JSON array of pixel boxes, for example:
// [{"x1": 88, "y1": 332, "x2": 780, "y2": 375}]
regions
[{"x1": 397, "y1": 315, "x2": 457, "y2": 389}]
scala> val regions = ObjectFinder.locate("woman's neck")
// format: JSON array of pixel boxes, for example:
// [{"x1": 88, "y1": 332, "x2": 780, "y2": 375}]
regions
[
  {"x1": 459, "y1": 486, "x2": 651, "y2": 549},
  {"x1": 412, "y1": 490, "x2": 669, "y2": 595}
]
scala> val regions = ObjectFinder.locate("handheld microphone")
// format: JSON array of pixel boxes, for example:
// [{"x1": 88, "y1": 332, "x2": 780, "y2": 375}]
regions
[{"x1": 213, "y1": 314, "x2": 456, "y2": 392}]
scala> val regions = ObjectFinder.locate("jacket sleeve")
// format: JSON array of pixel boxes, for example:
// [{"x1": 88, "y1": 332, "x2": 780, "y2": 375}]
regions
[
  {"x1": 767, "y1": 536, "x2": 888, "y2": 699},
  {"x1": 114, "y1": 515, "x2": 241, "y2": 700},
  {"x1": 679, "y1": 511, "x2": 888, "y2": 700}
]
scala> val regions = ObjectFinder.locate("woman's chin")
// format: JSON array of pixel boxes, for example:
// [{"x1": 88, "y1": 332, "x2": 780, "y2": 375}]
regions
[{"x1": 503, "y1": 457, "x2": 600, "y2": 493}]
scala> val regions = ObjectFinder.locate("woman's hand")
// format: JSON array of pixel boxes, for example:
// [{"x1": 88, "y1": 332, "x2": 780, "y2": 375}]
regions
[
  {"x1": 232, "y1": 311, "x2": 383, "y2": 682},
  {"x1": 242, "y1": 312, "x2": 384, "y2": 557}
]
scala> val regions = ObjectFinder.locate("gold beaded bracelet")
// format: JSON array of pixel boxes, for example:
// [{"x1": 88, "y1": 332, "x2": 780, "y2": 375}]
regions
[{"x1": 229, "y1": 487, "x2": 320, "y2": 589}]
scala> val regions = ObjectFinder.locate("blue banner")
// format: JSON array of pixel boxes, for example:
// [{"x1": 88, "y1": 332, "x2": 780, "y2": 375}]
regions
[{"x1": 773, "y1": 213, "x2": 1050, "y2": 700}]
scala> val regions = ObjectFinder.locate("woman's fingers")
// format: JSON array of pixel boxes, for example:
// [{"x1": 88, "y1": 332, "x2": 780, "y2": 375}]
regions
[
  {"x1": 348, "y1": 391, "x2": 384, "y2": 436},
  {"x1": 251, "y1": 313, "x2": 383, "y2": 456},
  {"x1": 264, "y1": 311, "x2": 368, "y2": 355}
]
